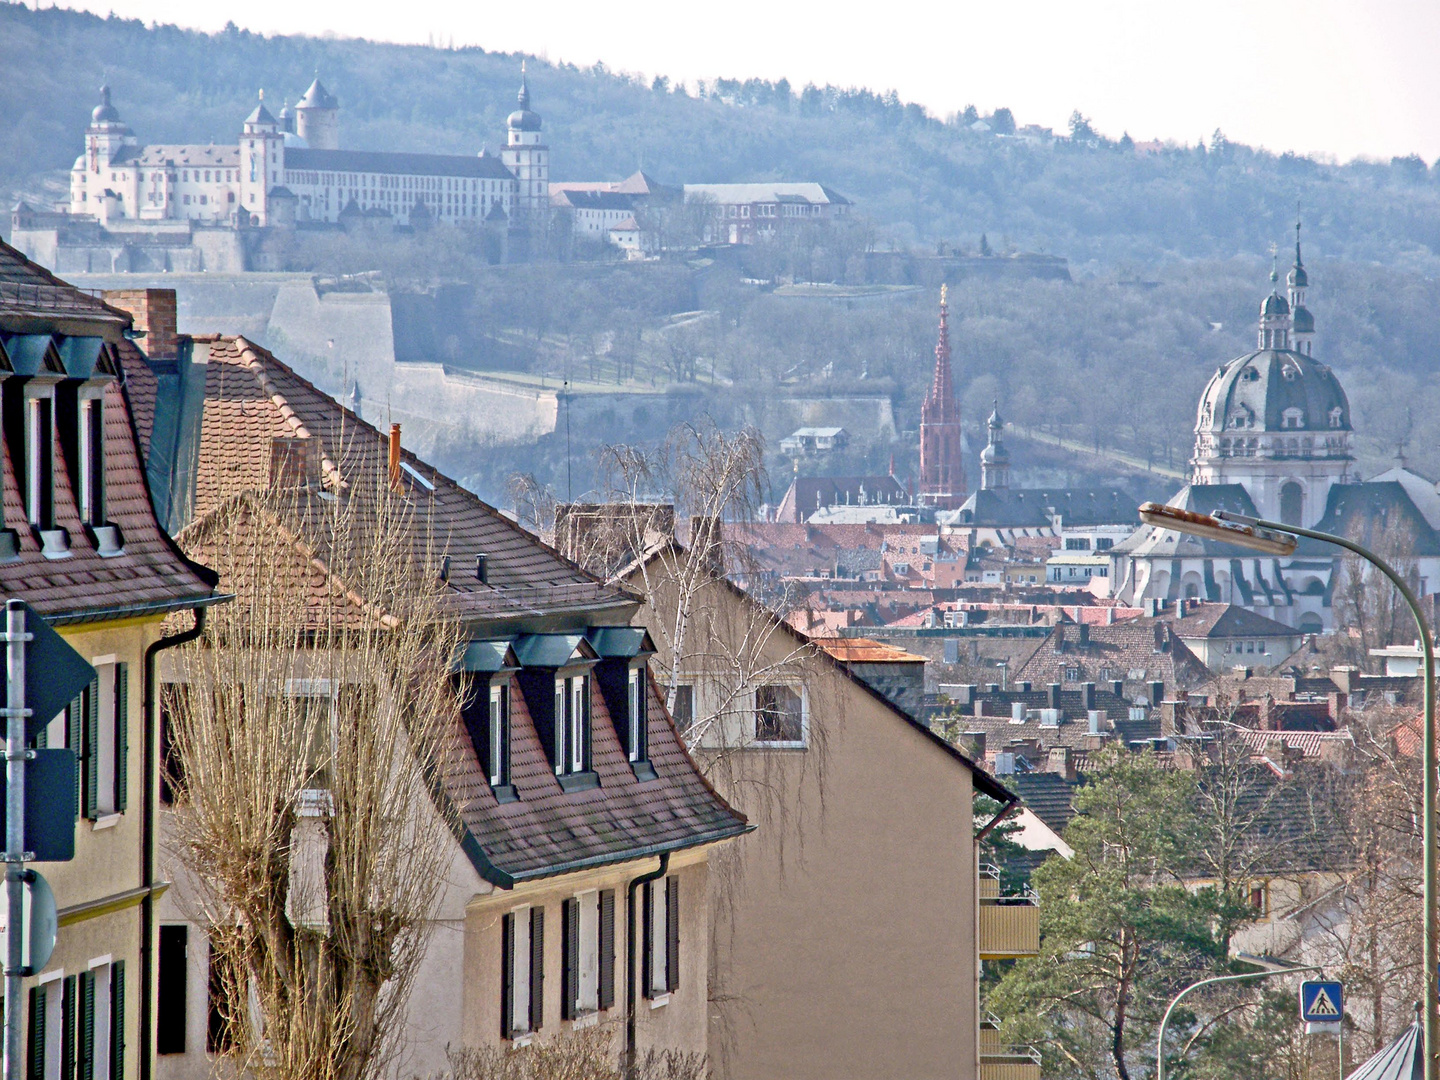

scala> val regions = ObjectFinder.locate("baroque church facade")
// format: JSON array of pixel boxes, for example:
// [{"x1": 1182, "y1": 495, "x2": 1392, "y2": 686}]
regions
[{"x1": 1111, "y1": 229, "x2": 1440, "y2": 632}]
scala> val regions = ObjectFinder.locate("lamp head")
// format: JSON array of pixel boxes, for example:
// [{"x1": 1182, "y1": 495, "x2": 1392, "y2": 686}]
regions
[{"x1": 1138, "y1": 502, "x2": 1298, "y2": 556}]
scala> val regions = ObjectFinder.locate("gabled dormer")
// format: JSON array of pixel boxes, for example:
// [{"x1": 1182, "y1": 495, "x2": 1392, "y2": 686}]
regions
[
  {"x1": 514, "y1": 634, "x2": 601, "y2": 792},
  {"x1": 56, "y1": 337, "x2": 123, "y2": 555},
  {"x1": 1, "y1": 333, "x2": 68, "y2": 557},
  {"x1": 586, "y1": 627, "x2": 659, "y2": 782},
  {"x1": 456, "y1": 640, "x2": 521, "y2": 803}
]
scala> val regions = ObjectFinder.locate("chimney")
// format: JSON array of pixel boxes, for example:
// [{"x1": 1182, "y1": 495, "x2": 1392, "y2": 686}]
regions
[
  {"x1": 1148, "y1": 680, "x2": 1165, "y2": 707},
  {"x1": 1077, "y1": 624, "x2": 1089, "y2": 647},
  {"x1": 1017, "y1": 681, "x2": 1031, "y2": 693},
  {"x1": 963, "y1": 731, "x2": 986, "y2": 758},
  {"x1": 1047, "y1": 745, "x2": 1076, "y2": 781},
  {"x1": 1047, "y1": 683, "x2": 1061, "y2": 709},
  {"x1": 1144, "y1": 597, "x2": 1160, "y2": 617},
  {"x1": 476, "y1": 553, "x2": 489, "y2": 584},
  {"x1": 103, "y1": 288, "x2": 179, "y2": 361},
  {"x1": 1081, "y1": 681, "x2": 1096, "y2": 710},
  {"x1": 388, "y1": 424, "x2": 402, "y2": 490},
  {"x1": 1176, "y1": 597, "x2": 1187, "y2": 618},
  {"x1": 268, "y1": 436, "x2": 320, "y2": 490},
  {"x1": 1105, "y1": 606, "x2": 1115, "y2": 626},
  {"x1": 1111, "y1": 679, "x2": 1124, "y2": 697},
  {"x1": 1088, "y1": 710, "x2": 1103, "y2": 736},
  {"x1": 986, "y1": 683, "x2": 1000, "y2": 694}
]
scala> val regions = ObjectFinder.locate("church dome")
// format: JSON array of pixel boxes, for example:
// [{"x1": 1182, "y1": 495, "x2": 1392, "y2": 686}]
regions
[
  {"x1": 1261, "y1": 290, "x2": 1290, "y2": 317},
  {"x1": 1195, "y1": 348, "x2": 1349, "y2": 437},
  {"x1": 508, "y1": 69, "x2": 542, "y2": 132},
  {"x1": 91, "y1": 85, "x2": 121, "y2": 124},
  {"x1": 1288, "y1": 262, "x2": 1308, "y2": 289}
]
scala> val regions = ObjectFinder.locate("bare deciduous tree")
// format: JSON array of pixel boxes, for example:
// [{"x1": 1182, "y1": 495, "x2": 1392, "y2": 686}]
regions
[{"x1": 167, "y1": 478, "x2": 463, "y2": 1080}]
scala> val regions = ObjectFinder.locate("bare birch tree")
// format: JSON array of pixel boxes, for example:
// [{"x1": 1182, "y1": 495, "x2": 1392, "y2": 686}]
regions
[{"x1": 165, "y1": 476, "x2": 464, "y2": 1080}]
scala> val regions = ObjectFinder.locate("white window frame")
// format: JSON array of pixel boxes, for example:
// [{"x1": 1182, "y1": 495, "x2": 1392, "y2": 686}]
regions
[
  {"x1": 286, "y1": 677, "x2": 337, "y2": 807},
  {"x1": 508, "y1": 905, "x2": 532, "y2": 1036},
  {"x1": 577, "y1": 890, "x2": 600, "y2": 1014},
  {"x1": 488, "y1": 682, "x2": 508, "y2": 787},
  {"x1": 647, "y1": 879, "x2": 668, "y2": 996},
  {"x1": 627, "y1": 667, "x2": 644, "y2": 763},
  {"x1": 78, "y1": 391, "x2": 105, "y2": 525},
  {"x1": 25, "y1": 390, "x2": 55, "y2": 527},
  {"x1": 94, "y1": 662, "x2": 119, "y2": 817},
  {"x1": 752, "y1": 683, "x2": 808, "y2": 749}
]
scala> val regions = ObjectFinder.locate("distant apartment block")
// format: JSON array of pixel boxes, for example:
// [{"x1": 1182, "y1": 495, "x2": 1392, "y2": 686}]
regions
[{"x1": 684, "y1": 182, "x2": 851, "y2": 244}]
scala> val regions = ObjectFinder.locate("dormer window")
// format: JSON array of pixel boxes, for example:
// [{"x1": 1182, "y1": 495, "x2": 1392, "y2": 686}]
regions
[
  {"x1": 554, "y1": 675, "x2": 592, "y2": 776},
  {"x1": 1329, "y1": 407, "x2": 1343, "y2": 429},
  {"x1": 627, "y1": 667, "x2": 648, "y2": 764},
  {"x1": 1281, "y1": 407, "x2": 1304, "y2": 430},
  {"x1": 79, "y1": 394, "x2": 105, "y2": 524},
  {"x1": 488, "y1": 683, "x2": 510, "y2": 787},
  {"x1": 26, "y1": 393, "x2": 54, "y2": 528},
  {"x1": 455, "y1": 641, "x2": 519, "y2": 802}
]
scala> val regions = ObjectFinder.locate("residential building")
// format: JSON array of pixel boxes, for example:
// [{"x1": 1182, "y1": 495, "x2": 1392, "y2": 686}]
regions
[
  {"x1": 778, "y1": 426, "x2": 848, "y2": 455},
  {"x1": 772, "y1": 474, "x2": 912, "y2": 523},
  {"x1": 0, "y1": 241, "x2": 221, "y2": 1080},
  {"x1": 106, "y1": 297, "x2": 747, "y2": 1076},
  {"x1": 683, "y1": 183, "x2": 850, "y2": 245},
  {"x1": 1013, "y1": 619, "x2": 1211, "y2": 699},
  {"x1": 1111, "y1": 227, "x2": 1440, "y2": 630},
  {"x1": 1143, "y1": 599, "x2": 1303, "y2": 670},
  {"x1": 622, "y1": 548, "x2": 1028, "y2": 1080}
]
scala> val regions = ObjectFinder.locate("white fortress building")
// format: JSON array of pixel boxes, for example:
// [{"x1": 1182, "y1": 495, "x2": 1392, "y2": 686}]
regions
[
  {"x1": 1111, "y1": 226, "x2": 1440, "y2": 633},
  {"x1": 68, "y1": 74, "x2": 544, "y2": 229}
]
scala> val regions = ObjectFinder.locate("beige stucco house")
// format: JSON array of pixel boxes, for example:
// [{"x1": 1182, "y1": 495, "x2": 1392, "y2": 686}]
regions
[{"x1": 623, "y1": 553, "x2": 1031, "y2": 1080}]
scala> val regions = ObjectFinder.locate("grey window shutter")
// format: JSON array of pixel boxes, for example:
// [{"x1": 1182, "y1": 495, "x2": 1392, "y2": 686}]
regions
[
  {"x1": 529, "y1": 907, "x2": 544, "y2": 1031},
  {"x1": 115, "y1": 664, "x2": 128, "y2": 813},
  {"x1": 62, "y1": 976, "x2": 76, "y2": 1080},
  {"x1": 598, "y1": 890, "x2": 615, "y2": 1010},
  {"x1": 78, "y1": 971, "x2": 94, "y2": 1080},
  {"x1": 111, "y1": 962, "x2": 125, "y2": 1080},
  {"x1": 27, "y1": 986, "x2": 45, "y2": 1080},
  {"x1": 560, "y1": 898, "x2": 577, "y2": 1020},
  {"x1": 68, "y1": 695, "x2": 83, "y2": 818},
  {"x1": 641, "y1": 881, "x2": 653, "y2": 999},
  {"x1": 665, "y1": 876, "x2": 680, "y2": 993},
  {"x1": 500, "y1": 913, "x2": 514, "y2": 1039},
  {"x1": 84, "y1": 677, "x2": 100, "y2": 820}
]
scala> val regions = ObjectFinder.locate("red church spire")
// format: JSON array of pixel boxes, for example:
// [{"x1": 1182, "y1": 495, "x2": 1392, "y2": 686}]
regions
[{"x1": 918, "y1": 285, "x2": 967, "y2": 509}]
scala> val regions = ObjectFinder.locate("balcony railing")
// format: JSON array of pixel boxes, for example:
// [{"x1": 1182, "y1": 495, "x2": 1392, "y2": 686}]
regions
[
  {"x1": 979, "y1": 865, "x2": 1040, "y2": 959},
  {"x1": 980, "y1": 1045, "x2": 1042, "y2": 1080}
]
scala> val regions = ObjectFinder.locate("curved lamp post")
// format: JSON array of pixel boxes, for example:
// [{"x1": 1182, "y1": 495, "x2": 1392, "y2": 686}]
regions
[
  {"x1": 1139, "y1": 502, "x2": 1437, "y2": 1080},
  {"x1": 1156, "y1": 959, "x2": 1322, "y2": 1080}
]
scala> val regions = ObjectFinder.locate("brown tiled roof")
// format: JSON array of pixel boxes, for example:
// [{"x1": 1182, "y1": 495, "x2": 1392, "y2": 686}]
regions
[
  {"x1": 440, "y1": 675, "x2": 747, "y2": 884},
  {"x1": 1014, "y1": 621, "x2": 1210, "y2": 693},
  {"x1": 0, "y1": 242, "x2": 217, "y2": 623},
  {"x1": 1152, "y1": 602, "x2": 1299, "y2": 640},
  {"x1": 157, "y1": 336, "x2": 631, "y2": 627},
  {"x1": 812, "y1": 637, "x2": 927, "y2": 664},
  {"x1": 127, "y1": 332, "x2": 743, "y2": 883}
]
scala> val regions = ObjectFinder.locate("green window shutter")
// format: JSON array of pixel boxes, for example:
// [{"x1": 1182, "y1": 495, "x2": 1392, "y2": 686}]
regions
[
  {"x1": 27, "y1": 986, "x2": 45, "y2": 1080},
  {"x1": 560, "y1": 898, "x2": 577, "y2": 1021},
  {"x1": 115, "y1": 665, "x2": 128, "y2": 813},
  {"x1": 665, "y1": 876, "x2": 680, "y2": 994},
  {"x1": 78, "y1": 971, "x2": 94, "y2": 1080},
  {"x1": 62, "y1": 976, "x2": 76, "y2": 1080},
  {"x1": 528, "y1": 907, "x2": 544, "y2": 1032},
  {"x1": 69, "y1": 695, "x2": 83, "y2": 818},
  {"x1": 110, "y1": 962, "x2": 125, "y2": 1080},
  {"x1": 85, "y1": 677, "x2": 100, "y2": 820},
  {"x1": 500, "y1": 913, "x2": 514, "y2": 1039},
  {"x1": 597, "y1": 890, "x2": 615, "y2": 1010}
]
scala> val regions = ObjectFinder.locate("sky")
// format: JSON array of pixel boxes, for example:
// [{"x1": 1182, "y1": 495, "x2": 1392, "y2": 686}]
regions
[{"x1": 45, "y1": 0, "x2": 1440, "y2": 162}]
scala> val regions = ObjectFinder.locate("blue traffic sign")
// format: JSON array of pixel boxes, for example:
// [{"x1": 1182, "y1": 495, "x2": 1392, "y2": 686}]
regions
[{"x1": 1300, "y1": 981, "x2": 1344, "y2": 1022}]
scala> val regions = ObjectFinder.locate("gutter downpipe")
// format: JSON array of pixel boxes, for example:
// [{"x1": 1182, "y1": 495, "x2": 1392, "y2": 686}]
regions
[
  {"x1": 626, "y1": 852, "x2": 669, "y2": 1076},
  {"x1": 139, "y1": 606, "x2": 207, "y2": 1080}
]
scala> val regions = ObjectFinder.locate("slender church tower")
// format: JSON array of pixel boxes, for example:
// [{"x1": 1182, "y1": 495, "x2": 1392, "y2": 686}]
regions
[
  {"x1": 918, "y1": 286, "x2": 967, "y2": 508},
  {"x1": 979, "y1": 401, "x2": 1010, "y2": 490}
]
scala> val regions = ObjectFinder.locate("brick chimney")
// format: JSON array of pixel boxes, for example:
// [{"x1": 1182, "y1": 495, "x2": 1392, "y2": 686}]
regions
[{"x1": 103, "y1": 288, "x2": 179, "y2": 360}]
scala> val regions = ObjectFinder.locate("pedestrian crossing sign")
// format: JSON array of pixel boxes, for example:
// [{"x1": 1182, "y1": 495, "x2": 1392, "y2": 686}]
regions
[{"x1": 1300, "y1": 981, "x2": 1344, "y2": 1022}]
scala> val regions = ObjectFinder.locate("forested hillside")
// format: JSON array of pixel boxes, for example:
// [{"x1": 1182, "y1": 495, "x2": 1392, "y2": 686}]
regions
[{"x1": 5, "y1": 1, "x2": 1440, "y2": 269}]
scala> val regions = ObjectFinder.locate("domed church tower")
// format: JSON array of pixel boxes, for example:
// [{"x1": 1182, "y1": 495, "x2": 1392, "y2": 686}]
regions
[
  {"x1": 502, "y1": 63, "x2": 549, "y2": 220},
  {"x1": 1190, "y1": 256, "x2": 1351, "y2": 529},
  {"x1": 979, "y1": 401, "x2": 1010, "y2": 490},
  {"x1": 1288, "y1": 219, "x2": 1316, "y2": 356}
]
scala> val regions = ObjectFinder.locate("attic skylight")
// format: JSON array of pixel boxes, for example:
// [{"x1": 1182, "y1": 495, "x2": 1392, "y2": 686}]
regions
[{"x1": 400, "y1": 461, "x2": 435, "y2": 490}]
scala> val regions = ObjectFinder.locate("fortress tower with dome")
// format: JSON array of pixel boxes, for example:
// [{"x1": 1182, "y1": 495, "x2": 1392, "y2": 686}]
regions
[{"x1": 1112, "y1": 226, "x2": 1440, "y2": 633}]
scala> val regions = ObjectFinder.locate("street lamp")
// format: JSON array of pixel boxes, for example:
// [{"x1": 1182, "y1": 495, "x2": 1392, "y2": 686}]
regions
[
  {"x1": 1155, "y1": 957, "x2": 1322, "y2": 1080},
  {"x1": 1138, "y1": 501, "x2": 1437, "y2": 1080}
]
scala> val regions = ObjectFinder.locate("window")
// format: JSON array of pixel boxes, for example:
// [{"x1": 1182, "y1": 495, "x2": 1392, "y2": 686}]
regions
[
  {"x1": 553, "y1": 675, "x2": 591, "y2": 777},
  {"x1": 562, "y1": 890, "x2": 615, "y2": 1020},
  {"x1": 1249, "y1": 883, "x2": 1268, "y2": 915},
  {"x1": 627, "y1": 667, "x2": 648, "y2": 763},
  {"x1": 501, "y1": 907, "x2": 545, "y2": 1039},
  {"x1": 288, "y1": 681, "x2": 336, "y2": 796},
  {"x1": 671, "y1": 684, "x2": 694, "y2": 733},
  {"x1": 29, "y1": 962, "x2": 122, "y2": 1080},
  {"x1": 754, "y1": 684, "x2": 804, "y2": 745},
  {"x1": 157, "y1": 926, "x2": 187, "y2": 1054},
  {"x1": 206, "y1": 932, "x2": 240, "y2": 1054},
  {"x1": 67, "y1": 662, "x2": 128, "y2": 820},
  {"x1": 26, "y1": 394, "x2": 55, "y2": 528},
  {"x1": 488, "y1": 683, "x2": 509, "y2": 787},
  {"x1": 642, "y1": 876, "x2": 680, "y2": 999},
  {"x1": 78, "y1": 396, "x2": 105, "y2": 526},
  {"x1": 1064, "y1": 666, "x2": 1082, "y2": 683}
]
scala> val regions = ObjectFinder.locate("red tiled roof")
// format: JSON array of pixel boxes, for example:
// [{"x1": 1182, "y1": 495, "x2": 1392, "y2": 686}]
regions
[{"x1": 812, "y1": 637, "x2": 927, "y2": 664}]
